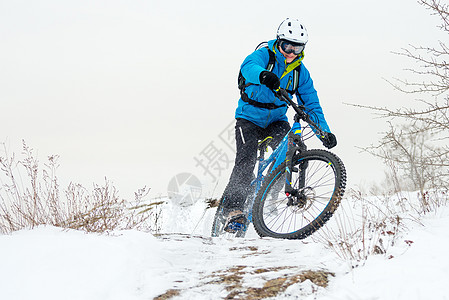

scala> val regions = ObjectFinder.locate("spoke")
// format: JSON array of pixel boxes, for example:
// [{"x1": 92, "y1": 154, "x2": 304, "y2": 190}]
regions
[
  {"x1": 288, "y1": 207, "x2": 295, "y2": 232},
  {"x1": 307, "y1": 196, "x2": 331, "y2": 207},
  {"x1": 266, "y1": 205, "x2": 288, "y2": 227},
  {"x1": 264, "y1": 196, "x2": 287, "y2": 216},
  {"x1": 265, "y1": 200, "x2": 289, "y2": 227},
  {"x1": 272, "y1": 207, "x2": 296, "y2": 232},
  {"x1": 307, "y1": 174, "x2": 335, "y2": 190},
  {"x1": 306, "y1": 166, "x2": 334, "y2": 188}
]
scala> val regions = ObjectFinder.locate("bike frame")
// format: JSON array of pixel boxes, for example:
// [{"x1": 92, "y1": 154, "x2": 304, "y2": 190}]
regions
[{"x1": 241, "y1": 89, "x2": 325, "y2": 232}]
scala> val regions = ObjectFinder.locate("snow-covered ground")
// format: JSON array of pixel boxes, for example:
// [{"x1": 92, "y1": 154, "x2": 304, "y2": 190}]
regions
[{"x1": 0, "y1": 197, "x2": 448, "y2": 300}]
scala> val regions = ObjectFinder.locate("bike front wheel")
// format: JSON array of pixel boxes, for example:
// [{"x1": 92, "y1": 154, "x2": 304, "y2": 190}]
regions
[{"x1": 253, "y1": 149, "x2": 346, "y2": 239}]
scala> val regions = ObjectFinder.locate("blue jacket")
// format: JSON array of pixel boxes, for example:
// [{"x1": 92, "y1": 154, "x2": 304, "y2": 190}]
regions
[{"x1": 235, "y1": 39, "x2": 331, "y2": 133}]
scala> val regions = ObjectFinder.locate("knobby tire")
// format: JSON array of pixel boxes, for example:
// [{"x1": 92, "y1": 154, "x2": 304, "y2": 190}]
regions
[
  {"x1": 253, "y1": 149, "x2": 346, "y2": 239},
  {"x1": 211, "y1": 199, "x2": 226, "y2": 237}
]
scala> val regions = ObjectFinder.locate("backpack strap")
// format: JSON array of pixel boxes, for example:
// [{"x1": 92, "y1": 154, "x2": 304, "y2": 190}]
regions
[
  {"x1": 255, "y1": 42, "x2": 275, "y2": 71},
  {"x1": 240, "y1": 90, "x2": 287, "y2": 109},
  {"x1": 281, "y1": 51, "x2": 304, "y2": 95},
  {"x1": 284, "y1": 65, "x2": 301, "y2": 95},
  {"x1": 238, "y1": 44, "x2": 274, "y2": 90}
]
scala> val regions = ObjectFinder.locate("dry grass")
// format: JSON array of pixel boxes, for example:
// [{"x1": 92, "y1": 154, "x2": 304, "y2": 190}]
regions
[
  {"x1": 0, "y1": 141, "x2": 162, "y2": 234},
  {"x1": 153, "y1": 289, "x2": 181, "y2": 300},
  {"x1": 312, "y1": 185, "x2": 448, "y2": 265}
]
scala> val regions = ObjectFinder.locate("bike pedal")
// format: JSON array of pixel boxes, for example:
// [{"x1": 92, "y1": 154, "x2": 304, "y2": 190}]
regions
[
  {"x1": 225, "y1": 221, "x2": 244, "y2": 233},
  {"x1": 224, "y1": 214, "x2": 246, "y2": 233}
]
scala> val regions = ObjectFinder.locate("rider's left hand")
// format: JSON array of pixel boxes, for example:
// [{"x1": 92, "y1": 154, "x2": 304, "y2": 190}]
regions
[{"x1": 320, "y1": 132, "x2": 337, "y2": 149}]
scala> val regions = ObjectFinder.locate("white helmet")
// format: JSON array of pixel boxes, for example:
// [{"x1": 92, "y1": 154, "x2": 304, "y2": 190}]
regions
[{"x1": 276, "y1": 18, "x2": 308, "y2": 44}]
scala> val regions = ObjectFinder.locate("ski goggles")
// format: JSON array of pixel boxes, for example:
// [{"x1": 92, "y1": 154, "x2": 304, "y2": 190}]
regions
[{"x1": 279, "y1": 40, "x2": 305, "y2": 55}]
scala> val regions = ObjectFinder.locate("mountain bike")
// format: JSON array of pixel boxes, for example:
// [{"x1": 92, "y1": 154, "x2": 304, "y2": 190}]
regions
[{"x1": 211, "y1": 88, "x2": 346, "y2": 239}]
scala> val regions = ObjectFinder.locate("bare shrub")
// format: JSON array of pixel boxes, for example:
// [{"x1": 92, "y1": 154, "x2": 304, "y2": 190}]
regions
[
  {"x1": 0, "y1": 141, "x2": 162, "y2": 234},
  {"x1": 314, "y1": 185, "x2": 448, "y2": 264},
  {"x1": 361, "y1": 123, "x2": 448, "y2": 211},
  {"x1": 350, "y1": 0, "x2": 449, "y2": 213},
  {"x1": 314, "y1": 189, "x2": 418, "y2": 264}
]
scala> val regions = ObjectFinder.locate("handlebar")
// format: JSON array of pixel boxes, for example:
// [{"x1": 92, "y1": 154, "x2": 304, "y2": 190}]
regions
[{"x1": 273, "y1": 88, "x2": 326, "y2": 138}]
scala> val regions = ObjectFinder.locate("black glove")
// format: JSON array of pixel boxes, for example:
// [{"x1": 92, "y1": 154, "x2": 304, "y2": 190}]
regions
[
  {"x1": 259, "y1": 71, "x2": 280, "y2": 90},
  {"x1": 320, "y1": 132, "x2": 337, "y2": 149}
]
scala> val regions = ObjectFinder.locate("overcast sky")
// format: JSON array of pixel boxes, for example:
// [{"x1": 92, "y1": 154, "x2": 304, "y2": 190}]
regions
[{"x1": 0, "y1": 0, "x2": 442, "y2": 200}]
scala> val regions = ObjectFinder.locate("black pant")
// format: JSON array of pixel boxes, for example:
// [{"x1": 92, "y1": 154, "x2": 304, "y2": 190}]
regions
[{"x1": 221, "y1": 118, "x2": 290, "y2": 212}]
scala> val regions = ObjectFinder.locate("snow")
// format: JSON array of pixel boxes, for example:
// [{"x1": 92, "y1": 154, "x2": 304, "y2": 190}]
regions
[
  {"x1": 324, "y1": 208, "x2": 449, "y2": 300},
  {"x1": 1, "y1": 198, "x2": 448, "y2": 300}
]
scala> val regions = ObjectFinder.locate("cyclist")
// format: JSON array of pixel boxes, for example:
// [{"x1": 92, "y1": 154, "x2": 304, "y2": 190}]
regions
[{"x1": 222, "y1": 18, "x2": 337, "y2": 233}]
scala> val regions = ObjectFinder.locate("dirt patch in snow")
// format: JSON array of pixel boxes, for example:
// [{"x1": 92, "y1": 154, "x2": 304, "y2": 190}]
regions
[
  {"x1": 217, "y1": 267, "x2": 334, "y2": 299},
  {"x1": 153, "y1": 265, "x2": 334, "y2": 299}
]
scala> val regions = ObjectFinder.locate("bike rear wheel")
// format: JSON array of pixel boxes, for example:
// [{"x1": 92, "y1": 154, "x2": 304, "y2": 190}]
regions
[
  {"x1": 211, "y1": 198, "x2": 226, "y2": 237},
  {"x1": 253, "y1": 149, "x2": 346, "y2": 239}
]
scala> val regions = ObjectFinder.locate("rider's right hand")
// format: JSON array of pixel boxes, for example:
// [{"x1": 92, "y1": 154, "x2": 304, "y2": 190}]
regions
[{"x1": 259, "y1": 71, "x2": 280, "y2": 90}]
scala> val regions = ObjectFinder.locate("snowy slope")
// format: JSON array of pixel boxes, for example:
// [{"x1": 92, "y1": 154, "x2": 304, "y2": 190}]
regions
[
  {"x1": 0, "y1": 199, "x2": 448, "y2": 300},
  {"x1": 324, "y1": 208, "x2": 449, "y2": 300}
]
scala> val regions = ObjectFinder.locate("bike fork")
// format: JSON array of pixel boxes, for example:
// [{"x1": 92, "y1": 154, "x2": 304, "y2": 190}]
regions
[
  {"x1": 284, "y1": 130, "x2": 306, "y2": 199},
  {"x1": 284, "y1": 132, "x2": 298, "y2": 198}
]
